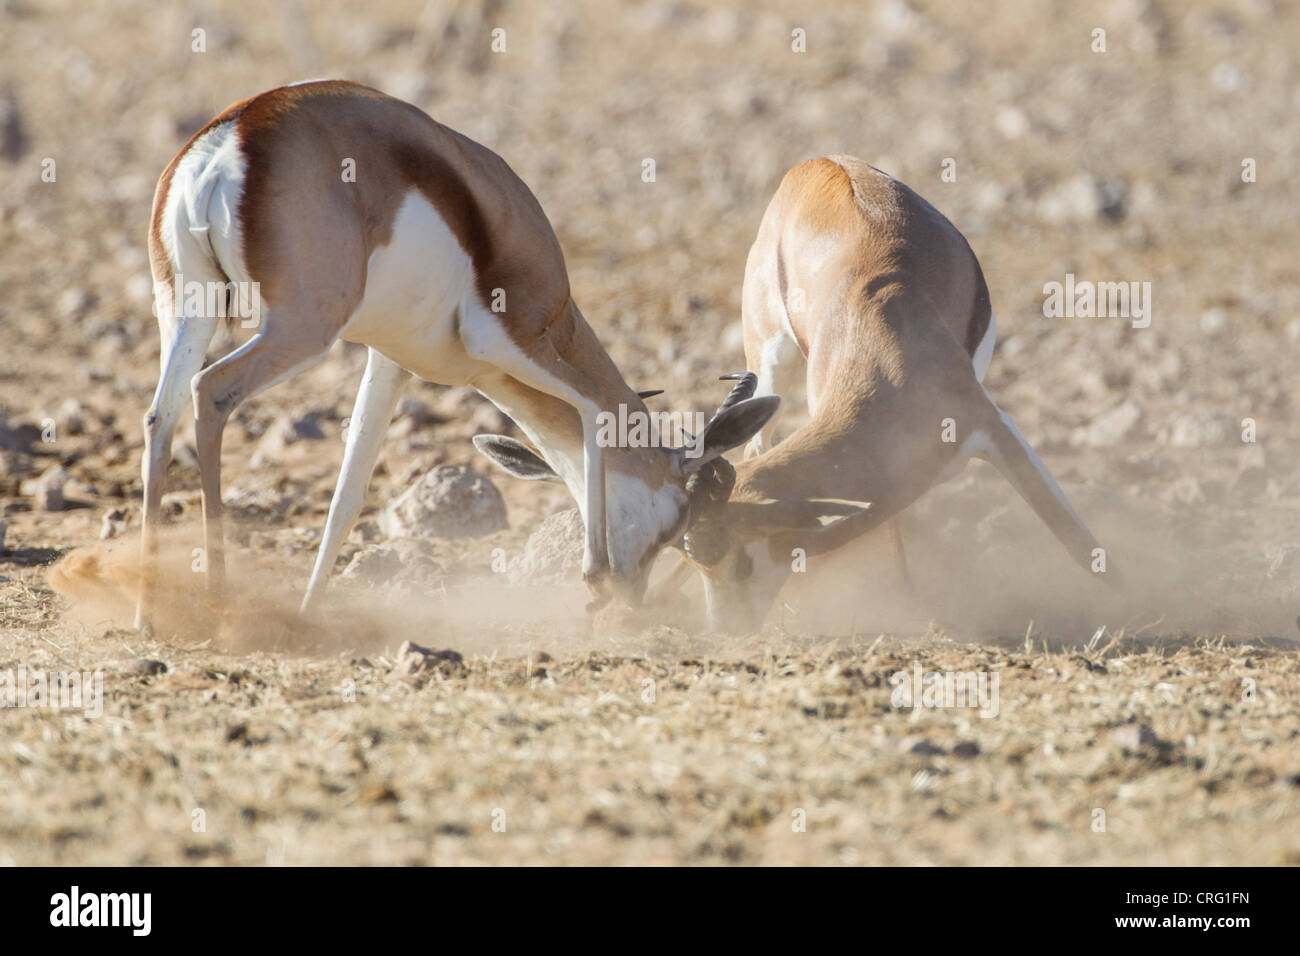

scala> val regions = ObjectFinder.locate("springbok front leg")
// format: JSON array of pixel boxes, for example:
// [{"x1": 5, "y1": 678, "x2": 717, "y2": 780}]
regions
[
  {"x1": 301, "y1": 347, "x2": 410, "y2": 613},
  {"x1": 460, "y1": 301, "x2": 615, "y2": 602}
]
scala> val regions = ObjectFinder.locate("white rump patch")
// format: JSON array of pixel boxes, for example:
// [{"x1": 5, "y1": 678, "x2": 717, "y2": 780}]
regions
[{"x1": 159, "y1": 121, "x2": 251, "y2": 295}]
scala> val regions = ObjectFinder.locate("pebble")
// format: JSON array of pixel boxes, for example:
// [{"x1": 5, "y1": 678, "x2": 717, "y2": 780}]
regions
[
  {"x1": 391, "y1": 640, "x2": 467, "y2": 680},
  {"x1": 379, "y1": 465, "x2": 507, "y2": 540},
  {"x1": 1072, "y1": 400, "x2": 1142, "y2": 448},
  {"x1": 1111, "y1": 723, "x2": 1166, "y2": 755},
  {"x1": 509, "y1": 508, "x2": 584, "y2": 584},
  {"x1": 24, "y1": 465, "x2": 69, "y2": 511}
]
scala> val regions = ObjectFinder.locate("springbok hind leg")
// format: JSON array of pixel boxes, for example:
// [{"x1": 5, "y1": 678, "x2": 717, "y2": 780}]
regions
[
  {"x1": 969, "y1": 387, "x2": 1106, "y2": 576},
  {"x1": 135, "y1": 313, "x2": 220, "y2": 634},
  {"x1": 190, "y1": 318, "x2": 338, "y2": 611}
]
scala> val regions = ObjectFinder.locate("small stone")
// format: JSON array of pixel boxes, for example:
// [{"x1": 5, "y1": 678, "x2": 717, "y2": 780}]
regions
[
  {"x1": 57, "y1": 288, "x2": 97, "y2": 321},
  {"x1": 1096, "y1": 178, "x2": 1127, "y2": 221},
  {"x1": 509, "y1": 508, "x2": 585, "y2": 584},
  {"x1": 1036, "y1": 173, "x2": 1099, "y2": 225},
  {"x1": 1200, "y1": 308, "x2": 1229, "y2": 336},
  {"x1": 340, "y1": 546, "x2": 402, "y2": 586},
  {"x1": 130, "y1": 658, "x2": 167, "y2": 676},
  {"x1": 247, "y1": 526, "x2": 321, "y2": 554},
  {"x1": 24, "y1": 465, "x2": 69, "y2": 511},
  {"x1": 251, "y1": 410, "x2": 327, "y2": 466},
  {"x1": 393, "y1": 397, "x2": 445, "y2": 431},
  {"x1": 100, "y1": 507, "x2": 128, "y2": 540},
  {"x1": 379, "y1": 465, "x2": 507, "y2": 540},
  {"x1": 0, "y1": 89, "x2": 27, "y2": 161},
  {"x1": 0, "y1": 418, "x2": 40, "y2": 452},
  {"x1": 995, "y1": 106, "x2": 1028, "y2": 140},
  {"x1": 1111, "y1": 723, "x2": 1165, "y2": 754},
  {"x1": 55, "y1": 398, "x2": 95, "y2": 436},
  {"x1": 1072, "y1": 400, "x2": 1142, "y2": 448},
  {"x1": 901, "y1": 736, "x2": 946, "y2": 756},
  {"x1": 1211, "y1": 61, "x2": 1241, "y2": 92},
  {"x1": 952, "y1": 740, "x2": 981, "y2": 759},
  {"x1": 1162, "y1": 474, "x2": 1206, "y2": 507},
  {"x1": 391, "y1": 640, "x2": 467, "y2": 680}
]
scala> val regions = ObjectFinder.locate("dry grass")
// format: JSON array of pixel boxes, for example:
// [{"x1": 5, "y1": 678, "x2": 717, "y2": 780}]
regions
[{"x1": 2, "y1": 596, "x2": 1297, "y2": 865}]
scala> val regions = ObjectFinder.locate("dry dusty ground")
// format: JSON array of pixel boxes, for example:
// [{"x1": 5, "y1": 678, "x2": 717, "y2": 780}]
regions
[{"x1": 1, "y1": 0, "x2": 1299, "y2": 864}]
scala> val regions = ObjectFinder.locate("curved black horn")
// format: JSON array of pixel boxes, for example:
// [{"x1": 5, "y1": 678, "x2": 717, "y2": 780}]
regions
[
  {"x1": 709, "y1": 372, "x2": 758, "y2": 425},
  {"x1": 637, "y1": 389, "x2": 664, "y2": 400}
]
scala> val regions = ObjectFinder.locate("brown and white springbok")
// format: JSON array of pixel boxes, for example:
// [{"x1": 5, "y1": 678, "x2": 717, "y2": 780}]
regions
[
  {"x1": 674, "y1": 156, "x2": 1109, "y2": 631},
  {"x1": 136, "y1": 80, "x2": 776, "y2": 633}
]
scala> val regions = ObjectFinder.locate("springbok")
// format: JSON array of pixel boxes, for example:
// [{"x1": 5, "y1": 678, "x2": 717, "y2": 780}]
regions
[
  {"x1": 136, "y1": 80, "x2": 776, "y2": 633},
  {"x1": 675, "y1": 156, "x2": 1109, "y2": 631}
]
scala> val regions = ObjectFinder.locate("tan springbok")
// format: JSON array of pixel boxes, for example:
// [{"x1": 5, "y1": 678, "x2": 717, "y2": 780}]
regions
[
  {"x1": 675, "y1": 156, "x2": 1109, "y2": 631},
  {"x1": 136, "y1": 80, "x2": 776, "y2": 633}
]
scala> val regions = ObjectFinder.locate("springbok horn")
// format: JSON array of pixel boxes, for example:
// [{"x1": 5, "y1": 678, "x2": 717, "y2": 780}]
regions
[
  {"x1": 678, "y1": 372, "x2": 760, "y2": 449},
  {"x1": 709, "y1": 372, "x2": 758, "y2": 425},
  {"x1": 637, "y1": 389, "x2": 664, "y2": 400}
]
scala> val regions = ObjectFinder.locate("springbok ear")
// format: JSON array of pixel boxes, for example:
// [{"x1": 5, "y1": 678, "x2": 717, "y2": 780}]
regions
[
  {"x1": 675, "y1": 396, "x2": 780, "y2": 475},
  {"x1": 472, "y1": 434, "x2": 561, "y2": 482}
]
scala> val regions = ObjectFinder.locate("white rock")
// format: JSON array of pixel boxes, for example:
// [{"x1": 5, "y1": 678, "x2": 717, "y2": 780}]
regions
[
  {"x1": 23, "y1": 465, "x2": 69, "y2": 511},
  {"x1": 508, "y1": 508, "x2": 584, "y2": 584},
  {"x1": 1199, "y1": 308, "x2": 1229, "y2": 336},
  {"x1": 380, "y1": 465, "x2": 507, "y2": 540},
  {"x1": 1072, "y1": 401, "x2": 1142, "y2": 448}
]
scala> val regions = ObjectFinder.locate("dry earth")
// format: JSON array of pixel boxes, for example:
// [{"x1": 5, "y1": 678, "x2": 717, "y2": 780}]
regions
[{"x1": 0, "y1": 0, "x2": 1298, "y2": 865}]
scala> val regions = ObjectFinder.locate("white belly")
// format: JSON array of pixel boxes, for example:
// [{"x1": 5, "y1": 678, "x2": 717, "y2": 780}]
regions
[{"x1": 341, "y1": 190, "x2": 485, "y2": 385}]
